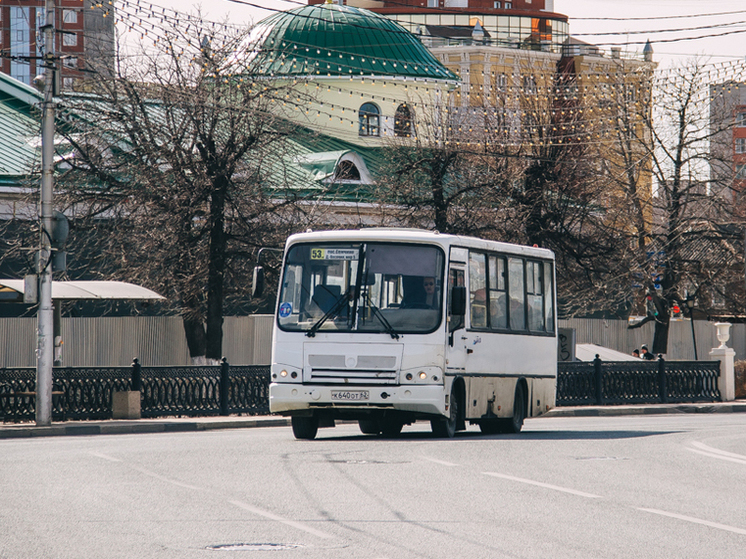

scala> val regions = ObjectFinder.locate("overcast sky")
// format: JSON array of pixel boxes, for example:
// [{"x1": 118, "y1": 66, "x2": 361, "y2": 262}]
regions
[{"x1": 146, "y1": 0, "x2": 746, "y2": 68}]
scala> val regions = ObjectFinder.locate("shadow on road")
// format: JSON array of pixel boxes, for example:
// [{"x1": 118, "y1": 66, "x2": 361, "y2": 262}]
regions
[{"x1": 315, "y1": 426, "x2": 678, "y2": 442}]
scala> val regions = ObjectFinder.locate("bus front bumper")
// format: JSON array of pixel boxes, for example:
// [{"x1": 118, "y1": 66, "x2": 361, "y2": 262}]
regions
[{"x1": 269, "y1": 383, "x2": 446, "y2": 417}]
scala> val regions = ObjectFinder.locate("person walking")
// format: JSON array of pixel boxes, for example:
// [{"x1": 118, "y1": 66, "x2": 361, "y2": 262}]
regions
[{"x1": 640, "y1": 345, "x2": 655, "y2": 360}]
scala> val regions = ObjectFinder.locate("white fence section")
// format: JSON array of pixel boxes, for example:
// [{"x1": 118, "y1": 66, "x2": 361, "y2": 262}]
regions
[
  {"x1": 0, "y1": 315, "x2": 275, "y2": 367},
  {"x1": 0, "y1": 315, "x2": 742, "y2": 367},
  {"x1": 558, "y1": 318, "x2": 746, "y2": 362}
]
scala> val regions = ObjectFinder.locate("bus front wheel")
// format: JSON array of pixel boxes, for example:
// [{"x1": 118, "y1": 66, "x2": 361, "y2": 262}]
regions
[
  {"x1": 291, "y1": 416, "x2": 319, "y2": 440},
  {"x1": 431, "y1": 386, "x2": 460, "y2": 438}
]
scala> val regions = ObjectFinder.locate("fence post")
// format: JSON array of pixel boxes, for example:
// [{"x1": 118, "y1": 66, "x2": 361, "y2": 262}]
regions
[
  {"x1": 112, "y1": 358, "x2": 141, "y2": 420},
  {"x1": 220, "y1": 357, "x2": 230, "y2": 416},
  {"x1": 131, "y1": 358, "x2": 142, "y2": 391},
  {"x1": 658, "y1": 355, "x2": 667, "y2": 403},
  {"x1": 594, "y1": 355, "x2": 603, "y2": 405}
]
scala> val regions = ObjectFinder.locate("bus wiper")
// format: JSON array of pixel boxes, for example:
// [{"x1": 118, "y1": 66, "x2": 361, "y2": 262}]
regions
[
  {"x1": 306, "y1": 287, "x2": 352, "y2": 338},
  {"x1": 369, "y1": 303, "x2": 400, "y2": 340}
]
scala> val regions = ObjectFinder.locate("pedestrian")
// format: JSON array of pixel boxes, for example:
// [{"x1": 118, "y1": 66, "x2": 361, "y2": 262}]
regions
[
  {"x1": 640, "y1": 345, "x2": 655, "y2": 360},
  {"x1": 632, "y1": 349, "x2": 640, "y2": 358}
]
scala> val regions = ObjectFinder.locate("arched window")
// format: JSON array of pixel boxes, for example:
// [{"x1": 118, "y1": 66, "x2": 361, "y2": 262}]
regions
[
  {"x1": 394, "y1": 103, "x2": 414, "y2": 137},
  {"x1": 359, "y1": 102, "x2": 380, "y2": 137},
  {"x1": 335, "y1": 160, "x2": 361, "y2": 181}
]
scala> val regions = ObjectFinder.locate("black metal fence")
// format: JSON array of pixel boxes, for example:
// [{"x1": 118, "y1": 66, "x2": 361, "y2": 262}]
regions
[
  {"x1": 1, "y1": 357, "x2": 723, "y2": 422},
  {"x1": 0, "y1": 359, "x2": 270, "y2": 423},
  {"x1": 557, "y1": 357, "x2": 721, "y2": 406}
]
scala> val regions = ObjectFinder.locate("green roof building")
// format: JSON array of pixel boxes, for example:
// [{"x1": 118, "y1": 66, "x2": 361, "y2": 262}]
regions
[{"x1": 241, "y1": 2, "x2": 458, "y2": 151}]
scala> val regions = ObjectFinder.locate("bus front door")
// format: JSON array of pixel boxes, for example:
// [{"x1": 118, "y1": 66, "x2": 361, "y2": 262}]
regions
[{"x1": 445, "y1": 266, "x2": 467, "y2": 377}]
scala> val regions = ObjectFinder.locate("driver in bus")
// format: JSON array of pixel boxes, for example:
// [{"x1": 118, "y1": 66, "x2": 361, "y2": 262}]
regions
[{"x1": 423, "y1": 277, "x2": 438, "y2": 309}]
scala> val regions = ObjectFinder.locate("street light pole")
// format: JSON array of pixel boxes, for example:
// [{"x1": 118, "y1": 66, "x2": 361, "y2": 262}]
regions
[{"x1": 36, "y1": 0, "x2": 56, "y2": 426}]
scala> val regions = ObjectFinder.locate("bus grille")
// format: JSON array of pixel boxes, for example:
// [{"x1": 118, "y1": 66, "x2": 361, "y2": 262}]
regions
[{"x1": 307, "y1": 369, "x2": 398, "y2": 385}]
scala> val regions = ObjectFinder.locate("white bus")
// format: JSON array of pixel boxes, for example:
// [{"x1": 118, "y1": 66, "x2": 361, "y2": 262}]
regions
[{"x1": 263, "y1": 229, "x2": 557, "y2": 439}]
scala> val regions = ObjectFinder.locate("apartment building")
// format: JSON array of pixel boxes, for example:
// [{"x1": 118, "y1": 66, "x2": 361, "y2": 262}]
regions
[
  {"x1": 710, "y1": 83, "x2": 746, "y2": 203},
  {"x1": 0, "y1": 0, "x2": 114, "y2": 90}
]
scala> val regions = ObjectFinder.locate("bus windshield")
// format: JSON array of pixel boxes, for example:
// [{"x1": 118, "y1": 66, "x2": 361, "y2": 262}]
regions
[{"x1": 277, "y1": 242, "x2": 445, "y2": 335}]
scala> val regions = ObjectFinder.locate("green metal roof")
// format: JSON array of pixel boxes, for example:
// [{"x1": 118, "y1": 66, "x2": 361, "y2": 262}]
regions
[
  {"x1": 0, "y1": 73, "x2": 41, "y2": 182},
  {"x1": 266, "y1": 127, "x2": 388, "y2": 202},
  {"x1": 248, "y1": 3, "x2": 458, "y2": 81}
]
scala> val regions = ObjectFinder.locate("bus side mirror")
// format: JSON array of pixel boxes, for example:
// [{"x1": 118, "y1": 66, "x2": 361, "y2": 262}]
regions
[
  {"x1": 450, "y1": 286, "x2": 466, "y2": 316},
  {"x1": 252, "y1": 266, "x2": 264, "y2": 298}
]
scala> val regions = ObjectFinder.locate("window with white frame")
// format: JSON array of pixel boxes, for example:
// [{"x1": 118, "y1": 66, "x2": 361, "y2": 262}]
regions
[
  {"x1": 737, "y1": 138, "x2": 746, "y2": 154},
  {"x1": 63, "y1": 32, "x2": 77, "y2": 46},
  {"x1": 63, "y1": 10, "x2": 78, "y2": 24},
  {"x1": 737, "y1": 111, "x2": 746, "y2": 127},
  {"x1": 493, "y1": 1, "x2": 502, "y2": 7},
  {"x1": 428, "y1": 0, "x2": 438, "y2": 6},
  {"x1": 523, "y1": 75, "x2": 537, "y2": 95},
  {"x1": 505, "y1": 1, "x2": 512, "y2": 8},
  {"x1": 63, "y1": 56, "x2": 78, "y2": 69},
  {"x1": 495, "y1": 73, "x2": 507, "y2": 90},
  {"x1": 736, "y1": 164, "x2": 746, "y2": 180},
  {"x1": 359, "y1": 102, "x2": 380, "y2": 137}
]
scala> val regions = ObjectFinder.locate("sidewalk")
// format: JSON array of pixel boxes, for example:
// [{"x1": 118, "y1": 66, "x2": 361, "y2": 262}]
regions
[{"x1": 2, "y1": 401, "x2": 746, "y2": 439}]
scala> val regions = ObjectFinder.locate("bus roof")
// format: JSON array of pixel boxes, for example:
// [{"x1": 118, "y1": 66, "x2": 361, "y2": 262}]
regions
[{"x1": 285, "y1": 228, "x2": 555, "y2": 260}]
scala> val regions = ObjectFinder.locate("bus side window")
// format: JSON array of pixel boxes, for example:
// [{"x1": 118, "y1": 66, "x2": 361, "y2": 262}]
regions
[
  {"x1": 508, "y1": 257, "x2": 526, "y2": 330},
  {"x1": 527, "y1": 261, "x2": 544, "y2": 331},
  {"x1": 544, "y1": 261, "x2": 555, "y2": 332},
  {"x1": 488, "y1": 255, "x2": 507, "y2": 329},
  {"x1": 469, "y1": 252, "x2": 487, "y2": 328}
]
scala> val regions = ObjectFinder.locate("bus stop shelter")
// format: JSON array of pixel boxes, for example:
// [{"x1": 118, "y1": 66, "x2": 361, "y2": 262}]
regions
[{"x1": 0, "y1": 279, "x2": 164, "y2": 365}]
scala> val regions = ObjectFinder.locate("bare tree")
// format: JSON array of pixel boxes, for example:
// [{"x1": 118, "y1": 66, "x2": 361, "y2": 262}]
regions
[
  {"x1": 605, "y1": 60, "x2": 746, "y2": 354},
  {"x1": 50, "y1": 16, "x2": 312, "y2": 363},
  {"x1": 375, "y1": 58, "x2": 625, "y2": 311}
]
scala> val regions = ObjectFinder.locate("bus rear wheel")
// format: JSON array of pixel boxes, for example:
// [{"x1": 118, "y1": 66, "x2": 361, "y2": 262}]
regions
[
  {"x1": 500, "y1": 383, "x2": 526, "y2": 434},
  {"x1": 291, "y1": 416, "x2": 319, "y2": 440}
]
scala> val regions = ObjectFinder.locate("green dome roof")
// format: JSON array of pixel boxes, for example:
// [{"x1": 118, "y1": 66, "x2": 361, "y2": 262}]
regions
[{"x1": 248, "y1": 3, "x2": 458, "y2": 81}]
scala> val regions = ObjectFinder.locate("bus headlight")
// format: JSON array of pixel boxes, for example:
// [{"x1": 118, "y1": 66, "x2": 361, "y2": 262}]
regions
[
  {"x1": 401, "y1": 367, "x2": 443, "y2": 384},
  {"x1": 273, "y1": 365, "x2": 301, "y2": 383}
]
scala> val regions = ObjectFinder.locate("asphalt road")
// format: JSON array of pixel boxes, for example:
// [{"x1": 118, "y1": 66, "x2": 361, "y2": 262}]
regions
[{"x1": 2, "y1": 414, "x2": 746, "y2": 558}]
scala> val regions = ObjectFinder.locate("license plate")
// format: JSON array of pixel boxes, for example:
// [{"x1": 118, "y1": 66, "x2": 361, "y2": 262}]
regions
[{"x1": 331, "y1": 390, "x2": 370, "y2": 402}]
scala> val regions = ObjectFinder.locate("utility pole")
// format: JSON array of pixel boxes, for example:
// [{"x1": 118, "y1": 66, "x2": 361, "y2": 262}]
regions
[{"x1": 36, "y1": 0, "x2": 56, "y2": 426}]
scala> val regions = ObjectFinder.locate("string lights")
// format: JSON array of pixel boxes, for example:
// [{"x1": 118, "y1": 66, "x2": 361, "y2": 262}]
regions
[{"x1": 4, "y1": 0, "x2": 745, "y2": 153}]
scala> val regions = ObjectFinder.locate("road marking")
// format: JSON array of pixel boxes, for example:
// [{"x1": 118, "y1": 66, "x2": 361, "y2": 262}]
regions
[
  {"x1": 421, "y1": 456, "x2": 459, "y2": 467},
  {"x1": 688, "y1": 441, "x2": 746, "y2": 466},
  {"x1": 229, "y1": 500, "x2": 335, "y2": 540},
  {"x1": 482, "y1": 472, "x2": 602, "y2": 499},
  {"x1": 638, "y1": 508, "x2": 746, "y2": 535},
  {"x1": 88, "y1": 451, "x2": 121, "y2": 462},
  {"x1": 130, "y1": 466, "x2": 203, "y2": 491}
]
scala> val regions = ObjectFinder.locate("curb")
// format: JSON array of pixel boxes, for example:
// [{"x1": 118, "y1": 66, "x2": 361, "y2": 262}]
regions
[
  {"x1": 543, "y1": 402, "x2": 746, "y2": 418},
  {"x1": 0, "y1": 417, "x2": 292, "y2": 439}
]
